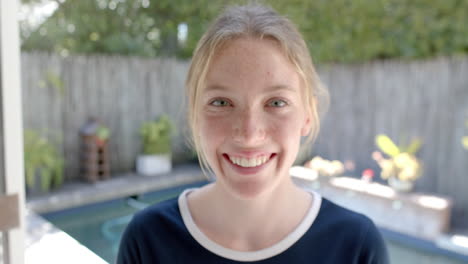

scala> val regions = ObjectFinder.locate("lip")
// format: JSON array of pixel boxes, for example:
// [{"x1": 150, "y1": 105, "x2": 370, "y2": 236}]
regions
[{"x1": 222, "y1": 153, "x2": 276, "y2": 175}]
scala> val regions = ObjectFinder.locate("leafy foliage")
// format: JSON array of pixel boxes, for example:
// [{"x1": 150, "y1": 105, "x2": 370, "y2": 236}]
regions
[
  {"x1": 374, "y1": 134, "x2": 422, "y2": 182},
  {"x1": 21, "y1": 0, "x2": 468, "y2": 62},
  {"x1": 272, "y1": 0, "x2": 468, "y2": 62},
  {"x1": 140, "y1": 115, "x2": 173, "y2": 155},
  {"x1": 23, "y1": 130, "x2": 64, "y2": 192},
  {"x1": 375, "y1": 134, "x2": 421, "y2": 157},
  {"x1": 41, "y1": 70, "x2": 65, "y2": 95},
  {"x1": 376, "y1": 134, "x2": 401, "y2": 157},
  {"x1": 21, "y1": 0, "x2": 225, "y2": 58},
  {"x1": 96, "y1": 125, "x2": 110, "y2": 141}
]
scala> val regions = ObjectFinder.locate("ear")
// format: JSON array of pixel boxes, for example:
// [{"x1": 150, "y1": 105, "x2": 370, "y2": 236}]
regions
[{"x1": 301, "y1": 115, "x2": 313, "y2": 137}]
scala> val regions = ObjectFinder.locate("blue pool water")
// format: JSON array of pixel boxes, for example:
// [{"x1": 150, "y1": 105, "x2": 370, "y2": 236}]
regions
[
  {"x1": 42, "y1": 181, "x2": 468, "y2": 264},
  {"x1": 42, "y1": 181, "x2": 208, "y2": 263}
]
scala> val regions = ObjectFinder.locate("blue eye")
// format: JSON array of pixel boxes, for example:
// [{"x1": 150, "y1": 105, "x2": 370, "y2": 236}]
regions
[
  {"x1": 268, "y1": 99, "x2": 287, "y2": 107},
  {"x1": 210, "y1": 99, "x2": 231, "y2": 107}
]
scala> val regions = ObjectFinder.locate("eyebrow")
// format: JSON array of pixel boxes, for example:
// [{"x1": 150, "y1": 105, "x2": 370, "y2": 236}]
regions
[
  {"x1": 203, "y1": 84, "x2": 297, "y2": 93},
  {"x1": 204, "y1": 84, "x2": 229, "y2": 92}
]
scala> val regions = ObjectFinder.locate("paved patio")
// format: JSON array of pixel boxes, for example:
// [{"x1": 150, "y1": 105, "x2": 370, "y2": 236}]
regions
[{"x1": 27, "y1": 163, "x2": 205, "y2": 214}]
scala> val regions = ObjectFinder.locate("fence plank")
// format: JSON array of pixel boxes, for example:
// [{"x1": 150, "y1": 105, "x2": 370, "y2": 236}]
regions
[{"x1": 20, "y1": 52, "x2": 468, "y2": 227}]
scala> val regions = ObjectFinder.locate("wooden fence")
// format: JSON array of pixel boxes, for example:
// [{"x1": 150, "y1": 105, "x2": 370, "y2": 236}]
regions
[
  {"x1": 21, "y1": 52, "x2": 468, "y2": 226},
  {"x1": 314, "y1": 58, "x2": 468, "y2": 227}
]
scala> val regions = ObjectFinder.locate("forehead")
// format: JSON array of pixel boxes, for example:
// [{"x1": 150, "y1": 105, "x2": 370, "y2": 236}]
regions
[{"x1": 203, "y1": 37, "x2": 301, "y2": 93}]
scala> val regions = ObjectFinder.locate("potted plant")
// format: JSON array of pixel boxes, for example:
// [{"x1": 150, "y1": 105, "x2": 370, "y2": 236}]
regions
[
  {"x1": 24, "y1": 130, "x2": 64, "y2": 195},
  {"x1": 136, "y1": 115, "x2": 173, "y2": 176},
  {"x1": 95, "y1": 124, "x2": 111, "y2": 147},
  {"x1": 373, "y1": 134, "x2": 423, "y2": 192},
  {"x1": 80, "y1": 118, "x2": 111, "y2": 146},
  {"x1": 304, "y1": 156, "x2": 345, "y2": 178}
]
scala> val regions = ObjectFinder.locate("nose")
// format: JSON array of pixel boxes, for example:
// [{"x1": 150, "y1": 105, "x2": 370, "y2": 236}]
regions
[{"x1": 232, "y1": 107, "x2": 266, "y2": 145}]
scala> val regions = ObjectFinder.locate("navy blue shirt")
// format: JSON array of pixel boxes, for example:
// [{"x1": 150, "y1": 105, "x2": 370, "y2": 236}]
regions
[{"x1": 117, "y1": 190, "x2": 389, "y2": 264}]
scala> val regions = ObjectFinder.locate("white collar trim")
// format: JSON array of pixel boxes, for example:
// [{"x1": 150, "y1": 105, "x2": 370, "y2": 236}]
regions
[{"x1": 178, "y1": 188, "x2": 322, "y2": 262}]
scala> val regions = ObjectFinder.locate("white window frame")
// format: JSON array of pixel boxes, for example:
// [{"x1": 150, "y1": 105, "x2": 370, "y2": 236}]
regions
[{"x1": 1, "y1": 0, "x2": 26, "y2": 263}]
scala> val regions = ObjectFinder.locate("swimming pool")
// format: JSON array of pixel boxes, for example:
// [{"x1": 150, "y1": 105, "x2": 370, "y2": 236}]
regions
[{"x1": 41, "y1": 181, "x2": 468, "y2": 264}]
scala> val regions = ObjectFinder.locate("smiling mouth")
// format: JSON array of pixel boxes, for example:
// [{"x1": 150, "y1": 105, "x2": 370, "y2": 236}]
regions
[{"x1": 225, "y1": 154, "x2": 274, "y2": 168}]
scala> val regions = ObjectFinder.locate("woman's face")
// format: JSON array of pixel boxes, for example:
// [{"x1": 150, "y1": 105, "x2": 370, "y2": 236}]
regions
[{"x1": 198, "y1": 37, "x2": 312, "y2": 199}]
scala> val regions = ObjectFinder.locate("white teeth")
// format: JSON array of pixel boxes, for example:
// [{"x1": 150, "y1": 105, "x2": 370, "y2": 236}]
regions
[
  {"x1": 255, "y1": 158, "x2": 262, "y2": 167},
  {"x1": 229, "y1": 155, "x2": 270, "y2": 168}
]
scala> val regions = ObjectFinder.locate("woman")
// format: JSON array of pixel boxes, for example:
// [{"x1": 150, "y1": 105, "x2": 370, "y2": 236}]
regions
[{"x1": 118, "y1": 4, "x2": 389, "y2": 264}]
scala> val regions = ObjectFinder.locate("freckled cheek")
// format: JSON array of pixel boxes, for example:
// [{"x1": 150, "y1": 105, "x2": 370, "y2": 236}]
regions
[
  {"x1": 273, "y1": 116, "x2": 306, "y2": 155},
  {"x1": 198, "y1": 115, "x2": 231, "y2": 152},
  {"x1": 275, "y1": 114, "x2": 304, "y2": 135},
  {"x1": 201, "y1": 113, "x2": 232, "y2": 132}
]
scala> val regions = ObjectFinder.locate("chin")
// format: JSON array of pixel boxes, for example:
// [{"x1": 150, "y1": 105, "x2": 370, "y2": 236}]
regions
[{"x1": 221, "y1": 174, "x2": 282, "y2": 201}]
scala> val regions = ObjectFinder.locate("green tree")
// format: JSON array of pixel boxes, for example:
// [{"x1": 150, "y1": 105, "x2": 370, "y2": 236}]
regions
[
  {"x1": 21, "y1": 0, "x2": 468, "y2": 62},
  {"x1": 21, "y1": 0, "x2": 226, "y2": 58},
  {"x1": 268, "y1": 0, "x2": 468, "y2": 62}
]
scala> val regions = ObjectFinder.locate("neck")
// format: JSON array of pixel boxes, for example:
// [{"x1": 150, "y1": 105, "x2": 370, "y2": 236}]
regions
[
  {"x1": 213, "y1": 177, "x2": 298, "y2": 218},
  {"x1": 188, "y1": 177, "x2": 312, "y2": 251}
]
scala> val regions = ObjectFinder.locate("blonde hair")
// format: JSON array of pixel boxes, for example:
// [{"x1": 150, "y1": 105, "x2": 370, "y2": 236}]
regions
[{"x1": 185, "y1": 4, "x2": 329, "y2": 174}]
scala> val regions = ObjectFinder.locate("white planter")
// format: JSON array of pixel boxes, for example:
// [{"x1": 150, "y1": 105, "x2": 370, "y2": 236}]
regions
[
  {"x1": 388, "y1": 177, "x2": 414, "y2": 192},
  {"x1": 136, "y1": 154, "x2": 172, "y2": 176}
]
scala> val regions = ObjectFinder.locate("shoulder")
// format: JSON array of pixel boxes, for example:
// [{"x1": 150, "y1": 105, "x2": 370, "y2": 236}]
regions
[
  {"x1": 317, "y1": 197, "x2": 375, "y2": 230},
  {"x1": 317, "y1": 197, "x2": 383, "y2": 242},
  {"x1": 312, "y1": 197, "x2": 390, "y2": 263},
  {"x1": 117, "y1": 197, "x2": 183, "y2": 264},
  {"x1": 130, "y1": 197, "x2": 181, "y2": 229},
  {"x1": 119, "y1": 196, "x2": 182, "y2": 243}
]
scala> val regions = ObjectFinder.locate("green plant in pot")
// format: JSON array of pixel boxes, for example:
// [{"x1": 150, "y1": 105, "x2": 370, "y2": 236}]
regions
[
  {"x1": 373, "y1": 134, "x2": 422, "y2": 192},
  {"x1": 136, "y1": 115, "x2": 173, "y2": 176},
  {"x1": 24, "y1": 130, "x2": 64, "y2": 195},
  {"x1": 96, "y1": 124, "x2": 111, "y2": 146}
]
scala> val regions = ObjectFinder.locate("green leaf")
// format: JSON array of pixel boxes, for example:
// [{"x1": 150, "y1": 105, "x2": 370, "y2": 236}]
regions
[
  {"x1": 23, "y1": 130, "x2": 64, "y2": 192},
  {"x1": 41, "y1": 168, "x2": 51, "y2": 192},
  {"x1": 96, "y1": 126, "x2": 110, "y2": 140},
  {"x1": 140, "y1": 115, "x2": 174, "y2": 155},
  {"x1": 25, "y1": 167, "x2": 35, "y2": 188},
  {"x1": 405, "y1": 138, "x2": 422, "y2": 154},
  {"x1": 376, "y1": 134, "x2": 400, "y2": 157},
  {"x1": 46, "y1": 71, "x2": 65, "y2": 95}
]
